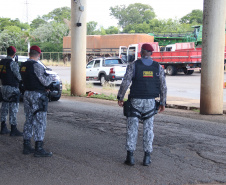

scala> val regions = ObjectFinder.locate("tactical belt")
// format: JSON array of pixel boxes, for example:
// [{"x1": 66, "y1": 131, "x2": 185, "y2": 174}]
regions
[{"x1": 123, "y1": 100, "x2": 159, "y2": 120}]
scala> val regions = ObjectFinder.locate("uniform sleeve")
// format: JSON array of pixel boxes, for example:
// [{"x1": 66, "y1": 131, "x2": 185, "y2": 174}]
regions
[
  {"x1": 10, "y1": 61, "x2": 22, "y2": 81},
  {"x1": 33, "y1": 63, "x2": 53, "y2": 87},
  {"x1": 159, "y1": 65, "x2": 167, "y2": 105},
  {"x1": 117, "y1": 63, "x2": 134, "y2": 100}
]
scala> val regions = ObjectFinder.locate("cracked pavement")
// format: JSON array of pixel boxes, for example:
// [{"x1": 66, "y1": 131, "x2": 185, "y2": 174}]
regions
[{"x1": 0, "y1": 96, "x2": 226, "y2": 185}]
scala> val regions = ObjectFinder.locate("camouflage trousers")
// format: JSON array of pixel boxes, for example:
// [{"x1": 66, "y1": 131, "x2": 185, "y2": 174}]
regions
[
  {"x1": 126, "y1": 98, "x2": 155, "y2": 153},
  {"x1": 23, "y1": 91, "x2": 47, "y2": 141},
  {"x1": 0, "y1": 85, "x2": 20, "y2": 125}
]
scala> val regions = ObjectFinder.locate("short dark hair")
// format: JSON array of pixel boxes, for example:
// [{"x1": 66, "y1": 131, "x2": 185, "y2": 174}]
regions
[
  {"x1": 7, "y1": 47, "x2": 16, "y2": 56},
  {"x1": 29, "y1": 49, "x2": 40, "y2": 57}
]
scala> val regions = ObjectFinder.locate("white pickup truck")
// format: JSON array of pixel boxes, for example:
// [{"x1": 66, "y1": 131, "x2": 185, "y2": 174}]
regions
[{"x1": 86, "y1": 57, "x2": 127, "y2": 85}]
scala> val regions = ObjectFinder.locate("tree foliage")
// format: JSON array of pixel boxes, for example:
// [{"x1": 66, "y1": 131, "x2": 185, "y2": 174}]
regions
[
  {"x1": 110, "y1": 3, "x2": 156, "y2": 28},
  {"x1": 105, "y1": 26, "x2": 119, "y2": 34},
  {"x1": 30, "y1": 16, "x2": 47, "y2": 29},
  {"x1": 0, "y1": 5, "x2": 204, "y2": 53},
  {"x1": 43, "y1": 7, "x2": 71, "y2": 23},
  {"x1": 87, "y1": 21, "x2": 98, "y2": 35},
  {"x1": 180, "y1": 9, "x2": 203, "y2": 24},
  {"x1": 0, "y1": 18, "x2": 29, "y2": 31},
  {"x1": 31, "y1": 22, "x2": 68, "y2": 51}
]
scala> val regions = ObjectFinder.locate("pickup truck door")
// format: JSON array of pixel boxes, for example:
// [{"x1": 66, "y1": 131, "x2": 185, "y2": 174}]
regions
[
  {"x1": 119, "y1": 46, "x2": 127, "y2": 62},
  {"x1": 86, "y1": 60, "x2": 94, "y2": 78},
  {"x1": 86, "y1": 60, "x2": 101, "y2": 80}
]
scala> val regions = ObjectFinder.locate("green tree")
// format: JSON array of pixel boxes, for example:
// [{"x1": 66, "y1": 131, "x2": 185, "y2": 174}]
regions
[
  {"x1": 43, "y1": 7, "x2": 71, "y2": 23},
  {"x1": 30, "y1": 16, "x2": 47, "y2": 29},
  {"x1": 105, "y1": 26, "x2": 119, "y2": 34},
  {"x1": 87, "y1": 21, "x2": 98, "y2": 35},
  {"x1": 31, "y1": 22, "x2": 68, "y2": 51},
  {"x1": 0, "y1": 18, "x2": 29, "y2": 31},
  {"x1": 180, "y1": 9, "x2": 203, "y2": 24},
  {"x1": 110, "y1": 3, "x2": 156, "y2": 29},
  {"x1": 123, "y1": 22, "x2": 151, "y2": 33},
  {"x1": 0, "y1": 26, "x2": 22, "y2": 50}
]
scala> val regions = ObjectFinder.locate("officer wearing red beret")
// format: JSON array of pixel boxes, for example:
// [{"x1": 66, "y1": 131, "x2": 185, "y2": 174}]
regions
[
  {"x1": 117, "y1": 43, "x2": 167, "y2": 166},
  {"x1": 0, "y1": 46, "x2": 23, "y2": 136},
  {"x1": 20, "y1": 45, "x2": 53, "y2": 157}
]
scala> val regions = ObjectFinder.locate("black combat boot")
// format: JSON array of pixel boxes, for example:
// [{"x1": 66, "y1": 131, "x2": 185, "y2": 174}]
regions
[
  {"x1": 23, "y1": 140, "x2": 35, "y2": 155},
  {"x1": 124, "y1": 151, "x2": 135, "y2": 166},
  {"x1": 10, "y1": 125, "x2": 23, "y2": 136},
  {"x1": 34, "y1": 141, "x2": 52, "y2": 157},
  {"x1": 143, "y1": 152, "x2": 151, "y2": 166},
  {"x1": 0, "y1": 121, "x2": 10, "y2": 134}
]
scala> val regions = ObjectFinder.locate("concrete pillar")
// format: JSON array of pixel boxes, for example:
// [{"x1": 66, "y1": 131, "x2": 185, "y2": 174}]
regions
[
  {"x1": 70, "y1": 0, "x2": 87, "y2": 96},
  {"x1": 200, "y1": 0, "x2": 226, "y2": 114}
]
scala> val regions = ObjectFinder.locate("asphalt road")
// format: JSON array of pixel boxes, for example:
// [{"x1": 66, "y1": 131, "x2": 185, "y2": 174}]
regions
[
  {"x1": 50, "y1": 66, "x2": 226, "y2": 101},
  {"x1": 0, "y1": 97, "x2": 226, "y2": 185}
]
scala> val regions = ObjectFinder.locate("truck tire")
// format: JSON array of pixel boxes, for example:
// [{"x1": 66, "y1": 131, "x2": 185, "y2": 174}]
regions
[
  {"x1": 100, "y1": 75, "x2": 107, "y2": 86},
  {"x1": 183, "y1": 68, "x2": 194, "y2": 75},
  {"x1": 166, "y1": 65, "x2": 177, "y2": 76}
]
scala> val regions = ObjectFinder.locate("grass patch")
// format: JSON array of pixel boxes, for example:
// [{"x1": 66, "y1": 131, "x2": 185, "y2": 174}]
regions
[
  {"x1": 102, "y1": 82, "x2": 116, "y2": 90},
  {"x1": 88, "y1": 93, "x2": 117, "y2": 101},
  {"x1": 62, "y1": 81, "x2": 71, "y2": 95},
  {"x1": 62, "y1": 89, "x2": 71, "y2": 95},
  {"x1": 86, "y1": 83, "x2": 94, "y2": 88},
  {"x1": 191, "y1": 108, "x2": 200, "y2": 113}
]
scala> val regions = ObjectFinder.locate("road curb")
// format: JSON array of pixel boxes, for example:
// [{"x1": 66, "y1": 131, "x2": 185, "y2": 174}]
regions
[{"x1": 166, "y1": 104, "x2": 226, "y2": 114}]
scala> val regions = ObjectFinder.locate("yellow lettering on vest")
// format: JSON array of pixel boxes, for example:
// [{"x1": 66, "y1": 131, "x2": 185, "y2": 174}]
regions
[
  {"x1": 21, "y1": 66, "x2": 26, "y2": 72},
  {"x1": 2, "y1": 66, "x2": 6, "y2": 73},
  {"x1": 143, "y1": 71, "x2": 153, "y2": 77}
]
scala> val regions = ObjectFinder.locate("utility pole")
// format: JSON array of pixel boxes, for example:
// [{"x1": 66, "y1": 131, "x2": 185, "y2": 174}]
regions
[
  {"x1": 200, "y1": 0, "x2": 226, "y2": 114},
  {"x1": 70, "y1": 0, "x2": 87, "y2": 96},
  {"x1": 25, "y1": 0, "x2": 29, "y2": 23}
]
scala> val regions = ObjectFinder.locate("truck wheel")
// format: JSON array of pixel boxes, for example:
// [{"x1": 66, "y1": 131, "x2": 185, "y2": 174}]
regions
[
  {"x1": 183, "y1": 68, "x2": 194, "y2": 75},
  {"x1": 51, "y1": 93, "x2": 61, "y2": 101},
  {"x1": 100, "y1": 75, "x2": 107, "y2": 86},
  {"x1": 166, "y1": 65, "x2": 177, "y2": 76}
]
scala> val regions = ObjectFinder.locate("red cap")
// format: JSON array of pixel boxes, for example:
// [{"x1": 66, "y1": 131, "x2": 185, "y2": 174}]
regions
[
  {"x1": 8, "y1": 46, "x2": 16, "y2": 53},
  {"x1": 141, "y1": 43, "x2": 154, "y2": 52},
  {"x1": 30, "y1": 45, "x2": 41, "y2": 53}
]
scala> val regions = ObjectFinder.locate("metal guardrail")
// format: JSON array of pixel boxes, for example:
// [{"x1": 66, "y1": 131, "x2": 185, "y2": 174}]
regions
[{"x1": 0, "y1": 52, "x2": 64, "y2": 62}]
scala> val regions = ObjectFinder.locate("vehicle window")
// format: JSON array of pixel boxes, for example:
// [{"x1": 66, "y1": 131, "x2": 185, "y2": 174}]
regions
[
  {"x1": 105, "y1": 59, "x2": 122, "y2": 65},
  {"x1": 166, "y1": 47, "x2": 172, "y2": 51},
  {"x1": 87, "y1": 60, "x2": 94, "y2": 68},
  {"x1": 94, "y1": 60, "x2": 100, "y2": 68},
  {"x1": 128, "y1": 47, "x2": 136, "y2": 62}
]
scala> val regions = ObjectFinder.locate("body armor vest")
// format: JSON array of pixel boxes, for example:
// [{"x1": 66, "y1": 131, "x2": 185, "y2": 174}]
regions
[
  {"x1": 0, "y1": 59, "x2": 19, "y2": 87},
  {"x1": 20, "y1": 60, "x2": 46, "y2": 92},
  {"x1": 129, "y1": 60, "x2": 160, "y2": 99}
]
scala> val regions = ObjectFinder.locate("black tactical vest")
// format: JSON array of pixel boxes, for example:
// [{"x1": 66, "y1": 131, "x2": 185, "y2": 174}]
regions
[
  {"x1": 20, "y1": 60, "x2": 46, "y2": 92},
  {"x1": 0, "y1": 59, "x2": 19, "y2": 87},
  {"x1": 129, "y1": 60, "x2": 161, "y2": 99}
]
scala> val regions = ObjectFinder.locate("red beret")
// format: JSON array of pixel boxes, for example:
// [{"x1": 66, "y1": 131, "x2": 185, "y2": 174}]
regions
[
  {"x1": 30, "y1": 45, "x2": 41, "y2": 53},
  {"x1": 8, "y1": 46, "x2": 16, "y2": 53},
  {"x1": 142, "y1": 43, "x2": 154, "y2": 52}
]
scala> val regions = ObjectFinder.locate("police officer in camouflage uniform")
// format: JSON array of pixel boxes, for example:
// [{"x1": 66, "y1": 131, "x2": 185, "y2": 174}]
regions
[
  {"x1": 20, "y1": 45, "x2": 53, "y2": 157},
  {"x1": 117, "y1": 43, "x2": 167, "y2": 166},
  {"x1": 0, "y1": 46, "x2": 23, "y2": 136}
]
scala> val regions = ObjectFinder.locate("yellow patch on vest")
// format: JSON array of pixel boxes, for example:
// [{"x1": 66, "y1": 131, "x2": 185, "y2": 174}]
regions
[
  {"x1": 21, "y1": 66, "x2": 26, "y2": 72},
  {"x1": 2, "y1": 66, "x2": 6, "y2": 73},
  {"x1": 143, "y1": 71, "x2": 153, "y2": 78}
]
